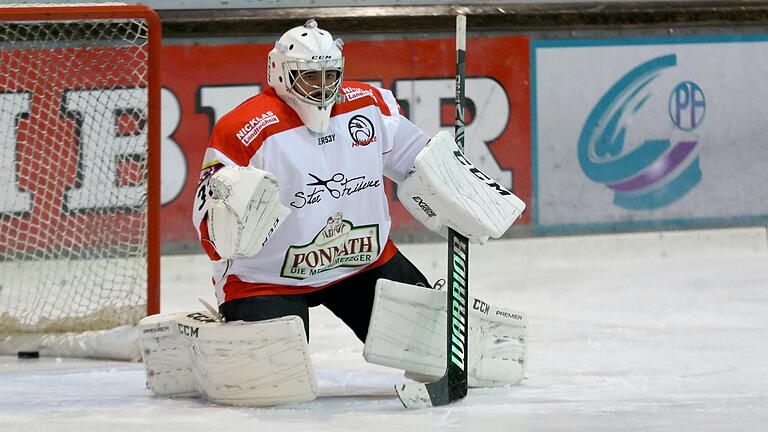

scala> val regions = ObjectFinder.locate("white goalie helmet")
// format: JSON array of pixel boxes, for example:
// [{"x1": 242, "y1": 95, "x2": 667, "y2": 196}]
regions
[{"x1": 267, "y1": 19, "x2": 344, "y2": 133}]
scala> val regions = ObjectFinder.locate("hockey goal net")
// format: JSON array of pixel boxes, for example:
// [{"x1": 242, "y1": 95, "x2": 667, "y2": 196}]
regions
[{"x1": 0, "y1": 4, "x2": 160, "y2": 359}]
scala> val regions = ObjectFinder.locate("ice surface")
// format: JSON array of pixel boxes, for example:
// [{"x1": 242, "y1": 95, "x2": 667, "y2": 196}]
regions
[{"x1": 2, "y1": 227, "x2": 767, "y2": 431}]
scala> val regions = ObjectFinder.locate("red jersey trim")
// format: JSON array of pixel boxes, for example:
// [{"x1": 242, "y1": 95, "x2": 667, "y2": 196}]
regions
[
  {"x1": 208, "y1": 81, "x2": 392, "y2": 166},
  {"x1": 222, "y1": 239, "x2": 399, "y2": 301},
  {"x1": 334, "y1": 82, "x2": 392, "y2": 117},
  {"x1": 209, "y1": 87, "x2": 305, "y2": 165},
  {"x1": 208, "y1": 83, "x2": 394, "y2": 167},
  {"x1": 198, "y1": 217, "x2": 222, "y2": 262}
]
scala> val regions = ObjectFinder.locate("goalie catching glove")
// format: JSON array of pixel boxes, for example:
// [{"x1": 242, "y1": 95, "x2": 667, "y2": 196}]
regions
[
  {"x1": 203, "y1": 166, "x2": 291, "y2": 260},
  {"x1": 398, "y1": 131, "x2": 525, "y2": 244}
]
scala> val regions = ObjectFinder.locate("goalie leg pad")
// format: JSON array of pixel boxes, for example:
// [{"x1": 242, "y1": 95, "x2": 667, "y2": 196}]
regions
[
  {"x1": 139, "y1": 312, "x2": 317, "y2": 407},
  {"x1": 363, "y1": 279, "x2": 527, "y2": 387},
  {"x1": 138, "y1": 313, "x2": 198, "y2": 397}
]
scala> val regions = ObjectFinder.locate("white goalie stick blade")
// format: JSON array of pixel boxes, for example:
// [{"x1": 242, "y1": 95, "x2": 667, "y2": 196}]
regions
[{"x1": 396, "y1": 382, "x2": 438, "y2": 409}]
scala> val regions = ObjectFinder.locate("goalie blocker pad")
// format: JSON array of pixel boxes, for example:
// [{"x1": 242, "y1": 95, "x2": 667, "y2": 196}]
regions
[
  {"x1": 364, "y1": 279, "x2": 527, "y2": 387},
  {"x1": 397, "y1": 131, "x2": 525, "y2": 244},
  {"x1": 138, "y1": 311, "x2": 317, "y2": 407}
]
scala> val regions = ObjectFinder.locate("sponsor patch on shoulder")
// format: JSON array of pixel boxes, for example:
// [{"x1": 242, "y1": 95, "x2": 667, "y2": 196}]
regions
[
  {"x1": 236, "y1": 111, "x2": 280, "y2": 146},
  {"x1": 341, "y1": 86, "x2": 378, "y2": 103}
]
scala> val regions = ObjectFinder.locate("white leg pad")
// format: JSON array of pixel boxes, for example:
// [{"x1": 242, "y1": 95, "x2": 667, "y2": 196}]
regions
[
  {"x1": 138, "y1": 312, "x2": 317, "y2": 406},
  {"x1": 363, "y1": 279, "x2": 527, "y2": 387},
  {"x1": 138, "y1": 313, "x2": 198, "y2": 397}
]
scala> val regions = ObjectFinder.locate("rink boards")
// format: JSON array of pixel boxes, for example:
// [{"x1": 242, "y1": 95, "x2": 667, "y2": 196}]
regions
[{"x1": 143, "y1": 33, "x2": 768, "y2": 244}]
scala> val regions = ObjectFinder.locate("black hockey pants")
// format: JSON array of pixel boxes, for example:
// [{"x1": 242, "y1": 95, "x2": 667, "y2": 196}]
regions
[{"x1": 218, "y1": 251, "x2": 431, "y2": 342}]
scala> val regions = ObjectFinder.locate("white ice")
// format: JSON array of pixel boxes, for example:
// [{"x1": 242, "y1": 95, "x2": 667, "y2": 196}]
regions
[{"x1": 2, "y1": 227, "x2": 767, "y2": 432}]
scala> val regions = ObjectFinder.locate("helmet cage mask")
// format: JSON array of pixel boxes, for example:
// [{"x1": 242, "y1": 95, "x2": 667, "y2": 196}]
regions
[
  {"x1": 267, "y1": 19, "x2": 345, "y2": 133},
  {"x1": 283, "y1": 58, "x2": 344, "y2": 109}
]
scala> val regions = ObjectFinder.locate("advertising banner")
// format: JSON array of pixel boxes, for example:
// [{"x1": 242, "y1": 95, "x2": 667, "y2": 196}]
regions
[
  {"x1": 0, "y1": 42, "x2": 149, "y2": 255},
  {"x1": 160, "y1": 35, "x2": 531, "y2": 246},
  {"x1": 533, "y1": 36, "x2": 768, "y2": 232}
]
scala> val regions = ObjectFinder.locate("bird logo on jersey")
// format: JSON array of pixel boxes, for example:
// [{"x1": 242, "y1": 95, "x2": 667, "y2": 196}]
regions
[{"x1": 348, "y1": 115, "x2": 376, "y2": 147}]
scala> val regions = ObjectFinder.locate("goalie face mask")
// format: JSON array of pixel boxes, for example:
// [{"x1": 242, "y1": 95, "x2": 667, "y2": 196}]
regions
[
  {"x1": 287, "y1": 65, "x2": 343, "y2": 107},
  {"x1": 267, "y1": 19, "x2": 344, "y2": 133}
]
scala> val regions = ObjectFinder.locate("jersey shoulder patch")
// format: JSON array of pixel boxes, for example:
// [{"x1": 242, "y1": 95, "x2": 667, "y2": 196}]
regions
[
  {"x1": 211, "y1": 87, "x2": 304, "y2": 163},
  {"x1": 334, "y1": 81, "x2": 392, "y2": 117}
]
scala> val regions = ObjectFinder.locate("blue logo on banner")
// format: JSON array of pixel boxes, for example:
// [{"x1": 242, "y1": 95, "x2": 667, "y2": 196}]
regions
[
  {"x1": 669, "y1": 81, "x2": 706, "y2": 131},
  {"x1": 578, "y1": 54, "x2": 704, "y2": 210}
]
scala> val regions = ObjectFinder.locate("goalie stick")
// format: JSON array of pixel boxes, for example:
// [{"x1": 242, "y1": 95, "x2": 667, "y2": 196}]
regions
[{"x1": 395, "y1": 14, "x2": 470, "y2": 409}]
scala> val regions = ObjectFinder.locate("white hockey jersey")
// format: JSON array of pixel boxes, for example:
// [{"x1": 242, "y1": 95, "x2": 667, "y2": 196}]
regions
[{"x1": 193, "y1": 82, "x2": 429, "y2": 304}]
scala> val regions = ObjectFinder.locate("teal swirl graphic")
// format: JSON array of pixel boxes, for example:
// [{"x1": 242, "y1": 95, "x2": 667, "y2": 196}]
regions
[{"x1": 578, "y1": 54, "x2": 702, "y2": 210}]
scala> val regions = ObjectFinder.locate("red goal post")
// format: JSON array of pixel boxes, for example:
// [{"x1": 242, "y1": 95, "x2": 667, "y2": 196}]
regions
[{"x1": 0, "y1": 3, "x2": 160, "y2": 358}]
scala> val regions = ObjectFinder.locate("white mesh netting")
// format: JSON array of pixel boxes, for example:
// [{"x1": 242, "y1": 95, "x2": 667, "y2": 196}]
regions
[{"x1": 0, "y1": 9, "x2": 154, "y2": 336}]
